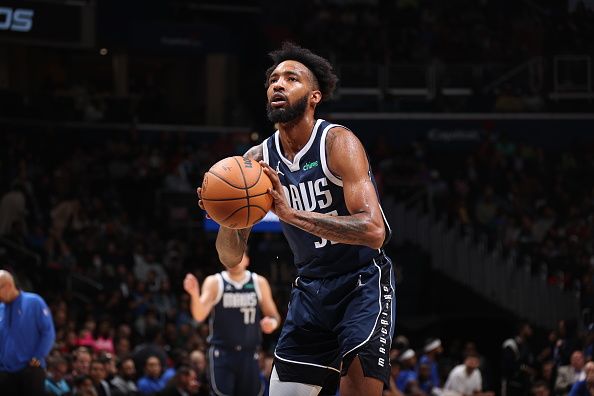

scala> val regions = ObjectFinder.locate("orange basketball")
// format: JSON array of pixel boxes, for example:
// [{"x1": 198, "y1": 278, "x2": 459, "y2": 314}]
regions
[{"x1": 201, "y1": 156, "x2": 273, "y2": 229}]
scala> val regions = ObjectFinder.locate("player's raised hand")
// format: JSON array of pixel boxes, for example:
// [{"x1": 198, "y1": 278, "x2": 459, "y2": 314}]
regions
[
  {"x1": 183, "y1": 273, "x2": 200, "y2": 296},
  {"x1": 260, "y1": 316, "x2": 278, "y2": 334},
  {"x1": 260, "y1": 161, "x2": 293, "y2": 221}
]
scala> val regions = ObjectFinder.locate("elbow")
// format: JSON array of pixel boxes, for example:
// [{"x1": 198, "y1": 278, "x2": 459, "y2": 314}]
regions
[
  {"x1": 366, "y1": 224, "x2": 385, "y2": 250},
  {"x1": 194, "y1": 313, "x2": 208, "y2": 323},
  {"x1": 217, "y1": 251, "x2": 242, "y2": 269}
]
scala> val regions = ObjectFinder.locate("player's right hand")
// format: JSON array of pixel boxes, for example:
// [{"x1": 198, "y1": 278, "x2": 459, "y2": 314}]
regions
[{"x1": 183, "y1": 273, "x2": 200, "y2": 296}]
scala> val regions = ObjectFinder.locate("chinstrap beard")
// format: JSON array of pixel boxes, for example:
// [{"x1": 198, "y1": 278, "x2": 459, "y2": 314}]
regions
[{"x1": 266, "y1": 94, "x2": 309, "y2": 124}]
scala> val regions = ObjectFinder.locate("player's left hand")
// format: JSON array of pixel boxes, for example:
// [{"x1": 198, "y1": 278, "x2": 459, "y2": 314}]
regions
[
  {"x1": 29, "y1": 358, "x2": 41, "y2": 367},
  {"x1": 260, "y1": 161, "x2": 293, "y2": 222},
  {"x1": 260, "y1": 317, "x2": 278, "y2": 334}
]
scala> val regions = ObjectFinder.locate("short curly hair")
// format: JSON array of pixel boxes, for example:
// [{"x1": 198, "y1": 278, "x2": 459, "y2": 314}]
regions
[{"x1": 265, "y1": 42, "x2": 339, "y2": 102}]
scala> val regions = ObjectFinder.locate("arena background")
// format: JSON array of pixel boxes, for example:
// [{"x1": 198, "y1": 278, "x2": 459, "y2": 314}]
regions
[{"x1": 1, "y1": 0, "x2": 593, "y2": 394}]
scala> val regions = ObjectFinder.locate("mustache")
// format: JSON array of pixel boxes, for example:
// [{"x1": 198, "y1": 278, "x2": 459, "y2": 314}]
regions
[{"x1": 270, "y1": 92, "x2": 288, "y2": 102}]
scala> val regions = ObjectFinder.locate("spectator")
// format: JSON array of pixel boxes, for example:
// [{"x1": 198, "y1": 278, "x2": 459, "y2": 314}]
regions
[
  {"x1": 110, "y1": 357, "x2": 139, "y2": 396},
  {"x1": 443, "y1": 352, "x2": 494, "y2": 396},
  {"x1": 95, "y1": 321, "x2": 115, "y2": 354},
  {"x1": 554, "y1": 320, "x2": 580, "y2": 367},
  {"x1": 396, "y1": 349, "x2": 423, "y2": 394},
  {"x1": 73, "y1": 375, "x2": 98, "y2": 396},
  {"x1": 189, "y1": 350, "x2": 209, "y2": 396},
  {"x1": 137, "y1": 356, "x2": 166, "y2": 395},
  {"x1": 72, "y1": 347, "x2": 93, "y2": 377},
  {"x1": 100, "y1": 353, "x2": 118, "y2": 384},
  {"x1": 156, "y1": 365, "x2": 199, "y2": 396},
  {"x1": 502, "y1": 322, "x2": 536, "y2": 396},
  {"x1": 418, "y1": 356, "x2": 436, "y2": 395},
  {"x1": 384, "y1": 358, "x2": 405, "y2": 396},
  {"x1": 568, "y1": 361, "x2": 594, "y2": 396},
  {"x1": 0, "y1": 181, "x2": 27, "y2": 237},
  {"x1": 45, "y1": 356, "x2": 71, "y2": 396},
  {"x1": 532, "y1": 380, "x2": 552, "y2": 396},
  {"x1": 538, "y1": 360, "x2": 557, "y2": 392},
  {"x1": 132, "y1": 326, "x2": 168, "y2": 375},
  {"x1": 420, "y1": 338, "x2": 443, "y2": 389},
  {"x1": 555, "y1": 351, "x2": 586, "y2": 396},
  {"x1": 89, "y1": 360, "x2": 111, "y2": 396},
  {"x1": 0, "y1": 270, "x2": 56, "y2": 396}
]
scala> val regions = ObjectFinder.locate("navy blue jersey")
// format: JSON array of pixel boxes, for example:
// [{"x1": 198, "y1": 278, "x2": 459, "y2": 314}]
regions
[
  {"x1": 263, "y1": 119, "x2": 391, "y2": 278},
  {"x1": 208, "y1": 271, "x2": 262, "y2": 350}
]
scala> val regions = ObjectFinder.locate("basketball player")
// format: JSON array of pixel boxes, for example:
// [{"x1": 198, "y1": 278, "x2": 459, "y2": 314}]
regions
[
  {"x1": 197, "y1": 43, "x2": 394, "y2": 396},
  {"x1": 183, "y1": 253, "x2": 281, "y2": 396}
]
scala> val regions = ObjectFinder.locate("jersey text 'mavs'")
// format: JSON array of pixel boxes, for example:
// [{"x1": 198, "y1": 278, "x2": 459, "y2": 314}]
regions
[
  {"x1": 223, "y1": 292, "x2": 257, "y2": 308},
  {"x1": 282, "y1": 177, "x2": 333, "y2": 212}
]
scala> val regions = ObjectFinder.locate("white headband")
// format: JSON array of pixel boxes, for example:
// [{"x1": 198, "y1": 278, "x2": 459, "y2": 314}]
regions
[
  {"x1": 424, "y1": 339, "x2": 442, "y2": 352},
  {"x1": 399, "y1": 349, "x2": 415, "y2": 361}
]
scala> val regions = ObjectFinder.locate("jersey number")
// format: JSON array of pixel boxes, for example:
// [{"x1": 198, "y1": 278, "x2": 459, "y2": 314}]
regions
[
  {"x1": 314, "y1": 210, "x2": 339, "y2": 248},
  {"x1": 240, "y1": 307, "x2": 256, "y2": 324}
]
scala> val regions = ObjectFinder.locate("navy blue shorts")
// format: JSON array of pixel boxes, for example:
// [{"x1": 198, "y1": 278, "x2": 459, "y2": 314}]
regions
[
  {"x1": 273, "y1": 253, "x2": 396, "y2": 391},
  {"x1": 208, "y1": 346, "x2": 264, "y2": 396}
]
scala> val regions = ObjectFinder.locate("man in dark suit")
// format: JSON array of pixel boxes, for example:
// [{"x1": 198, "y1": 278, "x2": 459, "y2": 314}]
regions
[{"x1": 157, "y1": 366, "x2": 198, "y2": 396}]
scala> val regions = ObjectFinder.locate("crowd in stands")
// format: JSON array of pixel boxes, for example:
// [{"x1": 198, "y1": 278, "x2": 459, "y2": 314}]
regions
[
  {"x1": 0, "y1": 127, "x2": 271, "y2": 394},
  {"x1": 1, "y1": 124, "x2": 593, "y2": 395},
  {"x1": 289, "y1": 0, "x2": 594, "y2": 64},
  {"x1": 382, "y1": 320, "x2": 594, "y2": 396},
  {"x1": 376, "y1": 128, "x2": 594, "y2": 319},
  {"x1": 2, "y1": 0, "x2": 594, "y2": 123}
]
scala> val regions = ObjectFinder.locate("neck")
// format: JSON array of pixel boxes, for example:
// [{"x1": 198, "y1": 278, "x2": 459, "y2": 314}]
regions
[
  {"x1": 277, "y1": 114, "x2": 316, "y2": 159},
  {"x1": 6, "y1": 289, "x2": 20, "y2": 303},
  {"x1": 227, "y1": 270, "x2": 246, "y2": 281}
]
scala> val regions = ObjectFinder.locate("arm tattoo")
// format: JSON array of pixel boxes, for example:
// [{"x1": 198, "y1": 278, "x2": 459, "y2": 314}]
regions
[
  {"x1": 244, "y1": 144, "x2": 263, "y2": 161},
  {"x1": 214, "y1": 142, "x2": 263, "y2": 267},
  {"x1": 292, "y1": 210, "x2": 371, "y2": 245}
]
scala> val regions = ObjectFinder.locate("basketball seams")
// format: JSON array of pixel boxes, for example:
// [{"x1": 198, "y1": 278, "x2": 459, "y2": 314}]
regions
[
  {"x1": 245, "y1": 165, "x2": 263, "y2": 189},
  {"x1": 207, "y1": 169, "x2": 246, "y2": 190},
  {"x1": 232, "y1": 156, "x2": 251, "y2": 227},
  {"x1": 251, "y1": 206, "x2": 269, "y2": 214},
  {"x1": 220, "y1": 206, "x2": 248, "y2": 224},
  {"x1": 203, "y1": 156, "x2": 271, "y2": 228},
  {"x1": 202, "y1": 191, "x2": 270, "y2": 202}
]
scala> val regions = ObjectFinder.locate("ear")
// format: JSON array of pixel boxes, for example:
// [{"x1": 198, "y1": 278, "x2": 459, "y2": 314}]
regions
[{"x1": 310, "y1": 90, "x2": 322, "y2": 105}]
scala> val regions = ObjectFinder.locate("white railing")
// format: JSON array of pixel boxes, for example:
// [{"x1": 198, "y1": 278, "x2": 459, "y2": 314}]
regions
[{"x1": 382, "y1": 194, "x2": 580, "y2": 329}]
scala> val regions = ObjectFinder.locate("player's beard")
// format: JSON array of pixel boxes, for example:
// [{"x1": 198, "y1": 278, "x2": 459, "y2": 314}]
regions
[{"x1": 266, "y1": 94, "x2": 308, "y2": 124}]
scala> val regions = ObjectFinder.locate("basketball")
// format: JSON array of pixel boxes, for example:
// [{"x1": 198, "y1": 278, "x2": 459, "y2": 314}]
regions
[{"x1": 201, "y1": 156, "x2": 273, "y2": 229}]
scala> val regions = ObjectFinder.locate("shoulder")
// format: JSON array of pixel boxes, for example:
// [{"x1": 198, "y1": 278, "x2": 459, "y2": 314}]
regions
[
  {"x1": 203, "y1": 274, "x2": 221, "y2": 289},
  {"x1": 254, "y1": 273, "x2": 269, "y2": 286},
  {"x1": 326, "y1": 126, "x2": 359, "y2": 150},
  {"x1": 24, "y1": 292, "x2": 47, "y2": 306},
  {"x1": 325, "y1": 126, "x2": 366, "y2": 164},
  {"x1": 244, "y1": 144, "x2": 264, "y2": 161}
]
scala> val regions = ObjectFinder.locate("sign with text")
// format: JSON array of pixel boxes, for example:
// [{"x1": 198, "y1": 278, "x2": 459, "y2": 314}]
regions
[{"x1": 0, "y1": 1, "x2": 91, "y2": 47}]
